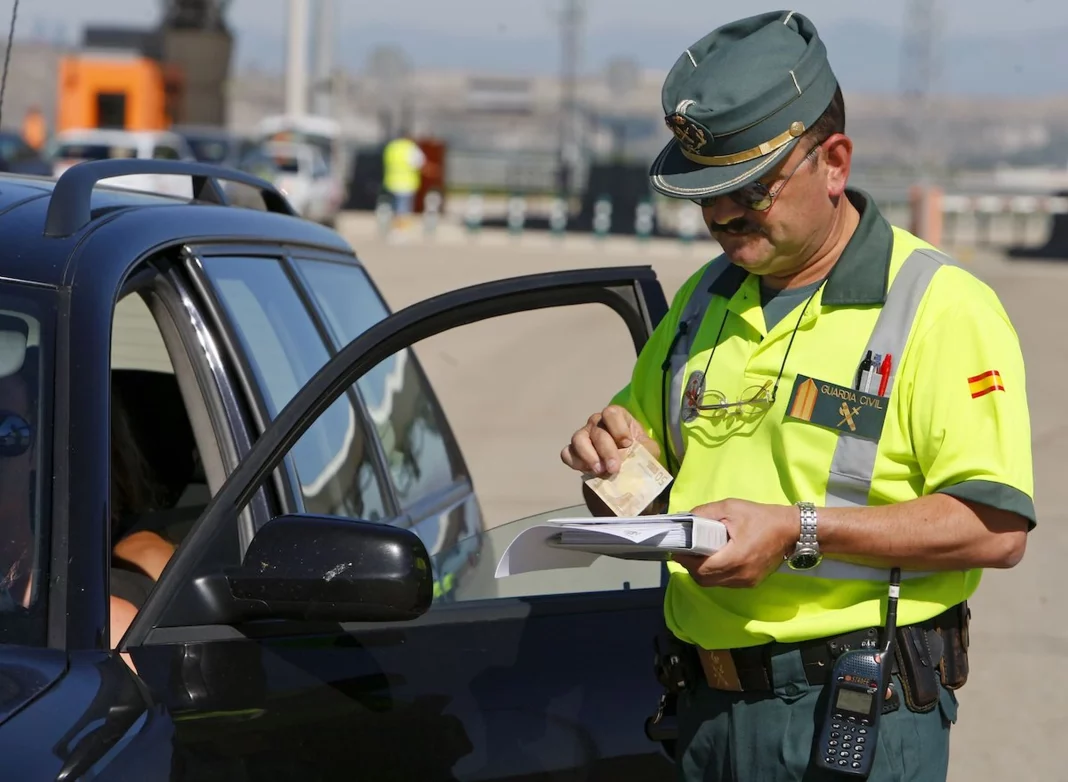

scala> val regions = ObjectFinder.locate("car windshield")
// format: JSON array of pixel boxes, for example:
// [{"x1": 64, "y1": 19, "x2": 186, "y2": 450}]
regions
[
  {"x1": 54, "y1": 143, "x2": 137, "y2": 161},
  {"x1": 270, "y1": 154, "x2": 301, "y2": 173},
  {"x1": 0, "y1": 284, "x2": 54, "y2": 647},
  {"x1": 186, "y1": 138, "x2": 231, "y2": 164}
]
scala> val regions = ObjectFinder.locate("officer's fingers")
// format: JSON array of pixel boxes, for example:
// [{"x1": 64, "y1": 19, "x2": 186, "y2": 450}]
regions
[
  {"x1": 670, "y1": 553, "x2": 706, "y2": 572},
  {"x1": 599, "y1": 406, "x2": 636, "y2": 447},
  {"x1": 589, "y1": 426, "x2": 625, "y2": 472},
  {"x1": 691, "y1": 501, "x2": 728, "y2": 522},
  {"x1": 566, "y1": 428, "x2": 601, "y2": 473}
]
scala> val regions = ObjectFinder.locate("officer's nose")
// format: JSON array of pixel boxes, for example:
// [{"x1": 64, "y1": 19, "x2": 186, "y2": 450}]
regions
[{"x1": 701, "y1": 195, "x2": 747, "y2": 229}]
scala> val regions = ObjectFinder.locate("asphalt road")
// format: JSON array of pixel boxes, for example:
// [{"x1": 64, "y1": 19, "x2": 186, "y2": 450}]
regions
[{"x1": 340, "y1": 214, "x2": 1066, "y2": 781}]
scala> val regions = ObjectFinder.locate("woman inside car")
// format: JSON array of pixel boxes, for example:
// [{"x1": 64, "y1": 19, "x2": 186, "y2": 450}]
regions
[{"x1": 109, "y1": 390, "x2": 177, "y2": 661}]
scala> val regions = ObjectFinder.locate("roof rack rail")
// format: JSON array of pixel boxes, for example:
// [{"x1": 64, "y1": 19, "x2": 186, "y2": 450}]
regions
[{"x1": 43, "y1": 158, "x2": 300, "y2": 238}]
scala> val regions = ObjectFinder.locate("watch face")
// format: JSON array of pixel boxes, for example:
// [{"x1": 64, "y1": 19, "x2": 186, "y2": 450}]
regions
[{"x1": 788, "y1": 549, "x2": 823, "y2": 570}]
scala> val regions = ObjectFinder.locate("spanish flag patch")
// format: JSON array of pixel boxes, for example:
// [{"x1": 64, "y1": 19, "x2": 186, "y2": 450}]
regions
[{"x1": 968, "y1": 370, "x2": 1005, "y2": 398}]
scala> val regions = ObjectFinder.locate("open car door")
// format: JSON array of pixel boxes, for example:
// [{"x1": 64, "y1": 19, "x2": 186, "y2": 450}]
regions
[{"x1": 120, "y1": 265, "x2": 679, "y2": 780}]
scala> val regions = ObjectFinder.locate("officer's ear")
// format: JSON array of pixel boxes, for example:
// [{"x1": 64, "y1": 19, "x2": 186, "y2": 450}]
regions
[{"x1": 819, "y1": 133, "x2": 853, "y2": 199}]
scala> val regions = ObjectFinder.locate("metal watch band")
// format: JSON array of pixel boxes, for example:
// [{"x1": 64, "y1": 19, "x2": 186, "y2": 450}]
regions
[{"x1": 796, "y1": 501, "x2": 818, "y2": 545}]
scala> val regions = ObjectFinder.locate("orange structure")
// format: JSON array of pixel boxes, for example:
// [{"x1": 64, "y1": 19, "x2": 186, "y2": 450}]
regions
[{"x1": 56, "y1": 55, "x2": 184, "y2": 133}]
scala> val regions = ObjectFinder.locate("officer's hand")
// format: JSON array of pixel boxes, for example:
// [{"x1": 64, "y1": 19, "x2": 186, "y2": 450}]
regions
[
  {"x1": 560, "y1": 405, "x2": 660, "y2": 475},
  {"x1": 672, "y1": 499, "x2": 798, "y2": 588}
]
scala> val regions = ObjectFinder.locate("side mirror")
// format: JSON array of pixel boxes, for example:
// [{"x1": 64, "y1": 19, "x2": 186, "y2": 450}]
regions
[{"x1": 193, "y1": 515, "x2": 434, "y2": 624}]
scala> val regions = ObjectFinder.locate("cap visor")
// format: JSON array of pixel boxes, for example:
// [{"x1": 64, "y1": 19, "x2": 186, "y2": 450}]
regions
[{"x1": 649, "y1": 137, "x2": 799, "y2": 199}]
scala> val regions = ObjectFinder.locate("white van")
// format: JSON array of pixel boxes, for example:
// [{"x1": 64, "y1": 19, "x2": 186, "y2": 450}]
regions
[{"x1": 47, "y1": 129, "x2": 197, "y2": 199}]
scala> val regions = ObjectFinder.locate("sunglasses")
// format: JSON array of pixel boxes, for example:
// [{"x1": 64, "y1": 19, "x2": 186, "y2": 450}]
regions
[
  {"x1": 681, "y1": 375, "x2": 775, "y2": 423},
  {"x1": 692, "y1": 143, "x2": 821, "y2": 212}
]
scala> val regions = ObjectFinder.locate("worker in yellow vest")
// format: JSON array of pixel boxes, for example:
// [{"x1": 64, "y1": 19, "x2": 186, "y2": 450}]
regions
[
  {"x1": 382, "y1": 131, "x2": 427, "y2": 231},
  {"x1": 561, "y1": 11, "x2": 1033, "y2": 782},
  {"x1": 21, "y1": 105, "x2": 47, "y2": 151}
]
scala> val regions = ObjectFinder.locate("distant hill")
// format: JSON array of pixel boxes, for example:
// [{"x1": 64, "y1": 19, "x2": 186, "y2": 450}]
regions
[{"x1": 235, "y1": 19, "x2": 1068, "y2": 97}]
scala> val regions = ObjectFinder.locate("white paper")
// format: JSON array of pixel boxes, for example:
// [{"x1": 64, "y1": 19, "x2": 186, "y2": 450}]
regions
[{"x1": 494, "y1": 513, "x2": 729, "y2": 578}]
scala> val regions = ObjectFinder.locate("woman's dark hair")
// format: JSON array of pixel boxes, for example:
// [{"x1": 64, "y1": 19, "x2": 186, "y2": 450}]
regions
[{"x1": 110, "y1": 391, "x2": 158, "y2": 527}]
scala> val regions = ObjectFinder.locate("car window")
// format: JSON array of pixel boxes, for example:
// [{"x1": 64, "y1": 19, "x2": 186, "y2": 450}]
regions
[
  {"x1": 268, "y1": 151, "x2": 301, "y2": 173},
  {"x1": 311, "y1": 154, "x2": 329, "y2": 178},
  {"x1": 152, "y1": 145, "x2": 182, "y2": 160},
  {"x1": 186, "y1": 138, "x2": 229, "y2": 164},
  {"x1": 293, "y1": 259, "x2": 466, "y2": 511},
  {"x1": 0, "y1": 285, "x2": 54, "y2": 646},
  {"x1": 202, "y1": 256, "x2": 389, "y2": 522},
  {"x1": 0, "y1": 134, "x2": 34, "y2": 162},
  {"x1": 325, "y1": 291, "x2": 664, "y2": 601},
  {"x1": 54, "y1": 143, "x2": 137, "y2": 161}
]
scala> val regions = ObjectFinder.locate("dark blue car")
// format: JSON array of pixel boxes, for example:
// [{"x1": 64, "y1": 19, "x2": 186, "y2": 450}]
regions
[{"x1": 0, "y1": 159, "x2": 676, "y2": 780}]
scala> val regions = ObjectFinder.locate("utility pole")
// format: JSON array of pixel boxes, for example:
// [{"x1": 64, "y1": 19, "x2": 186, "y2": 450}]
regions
[
  {"x1": 312, "y1": 0, "x2": 334, "y2": 117},
  {"x1": 285, "y1": 0, "x2": 309, "y2": 117},
  {"x1": 900, "y1": 0, "x2": 947, "y2": 244},
  {"x1": 556, "y1": 0, "x2": 585, "y2": 196},
  {"x1": 899, "y1": 0, "x2": 945, "y2": 182}
]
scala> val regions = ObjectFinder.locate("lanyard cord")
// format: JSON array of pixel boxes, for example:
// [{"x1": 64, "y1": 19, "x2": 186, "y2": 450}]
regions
[{"x1": 659, "y1": 276, "x2": 827, "y2": 476}]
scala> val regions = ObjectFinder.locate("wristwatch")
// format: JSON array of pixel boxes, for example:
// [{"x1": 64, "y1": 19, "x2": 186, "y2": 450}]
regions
[{"x1": 786, "y1": 501, "x2": 823, "y2": 570}]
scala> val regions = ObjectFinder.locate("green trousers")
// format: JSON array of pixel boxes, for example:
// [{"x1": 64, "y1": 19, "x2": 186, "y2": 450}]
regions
[{"x1": 675, "y1": 645, "x2": 958, "y2": 781}]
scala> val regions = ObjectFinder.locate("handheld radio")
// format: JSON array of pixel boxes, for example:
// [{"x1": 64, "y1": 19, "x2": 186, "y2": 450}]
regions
[{"x1": 814, "y1": 567, "x2": 901, "y2": 778}]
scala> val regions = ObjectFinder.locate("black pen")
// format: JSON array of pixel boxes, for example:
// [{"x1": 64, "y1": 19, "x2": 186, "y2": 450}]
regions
[{"x1": 856, "y1": 350, "x2": 872, "y2": 390}]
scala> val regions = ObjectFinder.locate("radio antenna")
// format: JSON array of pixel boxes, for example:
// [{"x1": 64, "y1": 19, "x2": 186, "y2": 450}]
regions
[
  {"x1": 0, "y1": 0, "x2": 22, "y2": 131},
  {"x1": 881, "y1": 567, "x2": 902, "y2": 658}
]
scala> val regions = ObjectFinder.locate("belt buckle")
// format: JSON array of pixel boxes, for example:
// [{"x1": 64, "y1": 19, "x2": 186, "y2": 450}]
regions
[{"x1": 697, "y1": 648, "x2": 745, "y2": 692}]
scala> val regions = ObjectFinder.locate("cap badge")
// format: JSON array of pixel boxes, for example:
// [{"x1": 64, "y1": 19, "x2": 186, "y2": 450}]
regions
[{"x1": 666, "y1": 113, "x2": 709, "y2": 155}]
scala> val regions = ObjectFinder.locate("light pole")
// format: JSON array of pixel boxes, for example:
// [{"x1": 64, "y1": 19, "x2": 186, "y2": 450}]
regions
[
  {"x1": 285, "y1": 0, "x2": 309, "y2": 117},
  {"x1": 312, "y1": 0, "x2": 334, "y2": 117}
]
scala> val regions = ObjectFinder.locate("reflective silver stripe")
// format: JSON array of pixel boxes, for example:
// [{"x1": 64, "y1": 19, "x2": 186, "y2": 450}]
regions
[
  {"x1": 824, "y1": 249, "x2": 947, "y2": 509},
  {"x1": 667, "y1": 258, "x2": 732, "y2": 463},
  {"x1": 667, "y1": 248, "x2": 949, "y2": 583},
  {"x1": 783, "y1": 249, "x2": 947, "y2": 582}
]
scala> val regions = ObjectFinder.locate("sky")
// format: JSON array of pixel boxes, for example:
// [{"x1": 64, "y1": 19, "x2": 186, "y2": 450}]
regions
[
  {"x1": 14, "y1": 0, "x2": 1068, "y2": 94},
  {"x1": 19, "y1": 0, "x2": 1068, "y2": 40}
]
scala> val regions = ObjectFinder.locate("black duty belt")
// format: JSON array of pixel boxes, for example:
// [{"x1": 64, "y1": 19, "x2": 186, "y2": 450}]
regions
[{"x1": 695, "y1": 607, "x2": 964, "y2": 693}]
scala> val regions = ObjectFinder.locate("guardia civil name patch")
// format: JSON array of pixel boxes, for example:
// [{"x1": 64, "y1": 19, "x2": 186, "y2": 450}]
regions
[{"x1": 785, "y1": 375, "x2": 887, "y2": 441}]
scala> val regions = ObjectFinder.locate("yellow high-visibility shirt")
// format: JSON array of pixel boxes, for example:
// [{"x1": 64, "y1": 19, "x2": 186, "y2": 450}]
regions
[{"x1": 611, "y1": 189, "x2": 1035, "y2": 650}]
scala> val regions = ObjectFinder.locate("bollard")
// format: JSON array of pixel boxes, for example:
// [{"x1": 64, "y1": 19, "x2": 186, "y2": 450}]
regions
[
  {"x1": 976, "y1": 195, "x2": 1001, "y2": 248},
  {"x1": 635, "y1": 199, "x2": 655, "y2": 242},
  {"x1": 907, "y1": 185, "x2": 943, "y2": 247},
  {"x1": 549, "y1": 196, "x2": 569, "y2": 237},
  {"x1": 507, "y1": 194, "x2": 527, "y2": 236},
  {"x1": 677, "y1": 204, "x2": 700, "y2": 245},
  {"x1": 464, "y1": 192, "x2": 484, "y2": 235},
  {"x1": 593, "y1": 195, "x2": 613, "y2": 239},
  {"x1": 375, "y1": 195, "x2": 394, "y2": 238},
  {"x1": 423, "y1": 190, "x2": 443, "y2": 238}
]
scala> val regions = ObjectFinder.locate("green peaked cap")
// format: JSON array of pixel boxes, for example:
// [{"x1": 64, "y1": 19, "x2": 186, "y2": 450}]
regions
[{"x1": 649, "y1": 10, "x2": 839, "y2": 199}]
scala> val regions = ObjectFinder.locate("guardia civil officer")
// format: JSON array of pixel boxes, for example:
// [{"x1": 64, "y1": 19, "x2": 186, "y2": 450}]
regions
[{"x1": 561, "y1": 11, "x2": 1034, "y2": 782}]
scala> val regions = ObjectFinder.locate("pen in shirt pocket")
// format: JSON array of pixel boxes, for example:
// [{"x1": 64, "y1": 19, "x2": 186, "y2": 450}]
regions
[{"x1": 856, "y1": 350, "x2": 873, "y2": 390}]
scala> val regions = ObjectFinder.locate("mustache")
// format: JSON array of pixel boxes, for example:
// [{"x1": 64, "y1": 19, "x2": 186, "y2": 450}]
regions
[{"x1": 708, "y1": 218, "x2": 765, "y2": 236}]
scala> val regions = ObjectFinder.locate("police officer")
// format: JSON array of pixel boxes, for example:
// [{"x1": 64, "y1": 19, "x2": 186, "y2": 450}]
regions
[{"x1": 561, "y1": 11, "x2": 1034, "y2": 782}]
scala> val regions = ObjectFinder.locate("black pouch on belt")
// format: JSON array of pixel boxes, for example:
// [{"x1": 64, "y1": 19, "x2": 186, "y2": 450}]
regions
[
  {"x1": 893, "y1": 625, "x2": 941, "y2": 713},
  {"x1": 936, "y1": 601, "x2": 971, "y2": 690}
]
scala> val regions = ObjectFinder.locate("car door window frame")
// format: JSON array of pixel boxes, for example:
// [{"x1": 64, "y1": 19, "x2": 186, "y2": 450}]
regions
[
  {"x1": 279, "y1": 253, "x2": 402, "y2": 523},
  {"x1": 181, "y1": 248, "x2": 304, "y2": 520},
  {"x1": 288, "y1": 256, "x2": 471, "y2": 528},
  {"x1": 120, "y1": 266, "x2": 670, "y2": 649},
  {"x1": 116, "y1": 253, "x2": 271, "y2": 554},
  {"x1": 183, "y1": 245, "x2": 402, "y2": 527}
]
